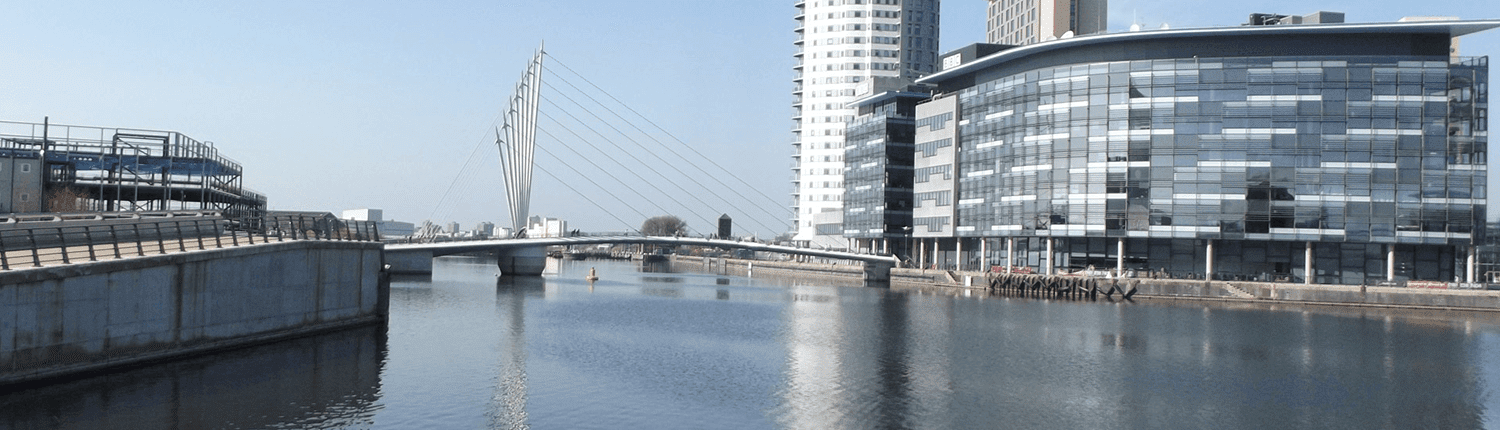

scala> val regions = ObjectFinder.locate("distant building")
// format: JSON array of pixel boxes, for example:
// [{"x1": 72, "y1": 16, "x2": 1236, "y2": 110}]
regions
[
  {"x1": 446, "y1": 222, "x2": 460, "y2": 235},
  {"x1": 342, "y1": 208, "x2": 382, "y2": 221},
  {"x1": 477, "y1": 221, "x2": 496, "y2": 238},
  {"x1": 527, "y1": 215, "x2": 568, "y2": 238},
  {"x1": 987, "y1": 0, "x2": 1107, "y2": 46},
  {"x1": 340, "y1": 208, "x2": 415, "y2": 239}
]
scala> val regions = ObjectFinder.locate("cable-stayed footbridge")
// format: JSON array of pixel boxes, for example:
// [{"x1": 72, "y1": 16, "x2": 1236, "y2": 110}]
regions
[{"x1": 394, "y1": 44, "x2": 898, "y2": 279}]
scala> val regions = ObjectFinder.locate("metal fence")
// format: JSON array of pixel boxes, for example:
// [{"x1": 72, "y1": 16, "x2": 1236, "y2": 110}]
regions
[{"x1": 0, "y1": 212, "x2": 379, "y2": 271}]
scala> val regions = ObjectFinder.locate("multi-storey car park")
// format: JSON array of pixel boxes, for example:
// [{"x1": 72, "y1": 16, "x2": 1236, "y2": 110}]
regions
[
  {"x1": 890, "y1": 19, "x2": 1494, "y2": 285},
  {"x1": 791, "y1": 0, "x2": 941, "y2": 248}
]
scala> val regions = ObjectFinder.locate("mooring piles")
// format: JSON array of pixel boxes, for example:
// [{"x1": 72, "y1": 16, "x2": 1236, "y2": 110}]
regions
[{"x1": 985, "y1": 274, "x2": 1139, "y2": 301}]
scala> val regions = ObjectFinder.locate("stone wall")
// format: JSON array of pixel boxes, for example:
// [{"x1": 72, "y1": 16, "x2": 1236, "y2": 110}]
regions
[{"x1": 0, "y1": 240, "x2": 386, "y2": 386}]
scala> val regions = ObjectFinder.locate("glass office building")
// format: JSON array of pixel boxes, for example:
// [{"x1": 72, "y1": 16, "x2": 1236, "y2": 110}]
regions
[
  {"x1": 908, "y1": 20, "x2": 1496, "y2": 284},
  {"x1": 843, "y1": 90, "x2": 927, "y2": 255}
]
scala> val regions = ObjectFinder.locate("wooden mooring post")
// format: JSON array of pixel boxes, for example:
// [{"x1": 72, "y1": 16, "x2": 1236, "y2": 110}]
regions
[{"x1": 985, "y1": 273, "x2": 1137, "y2": 302}]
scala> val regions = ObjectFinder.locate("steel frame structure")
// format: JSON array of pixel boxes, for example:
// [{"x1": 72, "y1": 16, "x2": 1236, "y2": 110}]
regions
[{"x1": 0, "y1": 120, "x2": 267, "y2": 220}]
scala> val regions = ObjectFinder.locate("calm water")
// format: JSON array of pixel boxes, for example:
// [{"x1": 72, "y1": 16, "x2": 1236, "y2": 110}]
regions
[{"x1": 5, "y1": 257, "x2": 1500, "y2": 429}]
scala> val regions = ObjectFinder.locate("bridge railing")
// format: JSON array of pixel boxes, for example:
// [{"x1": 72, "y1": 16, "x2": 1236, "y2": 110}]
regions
[{"x1": 0, "y1": 213, "x2": 380, "y2": 271}]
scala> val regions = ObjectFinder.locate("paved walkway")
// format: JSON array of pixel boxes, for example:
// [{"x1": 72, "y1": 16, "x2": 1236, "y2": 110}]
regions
[{"x1": 0, "y1": 234, "x2": 290, "y2": 270}]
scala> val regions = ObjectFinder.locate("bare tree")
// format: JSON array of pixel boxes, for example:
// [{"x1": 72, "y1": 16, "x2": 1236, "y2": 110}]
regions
[{"x1": 641, "y1": 215, "x2": 688, "y2": 236}]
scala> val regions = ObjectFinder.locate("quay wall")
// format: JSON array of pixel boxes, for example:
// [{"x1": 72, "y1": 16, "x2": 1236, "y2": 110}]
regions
[
  {"x1": 0, "y1": 240, "x2": 387, "y2": 386},
  {"x1": 670, "y1": 256, "x2": 1500, "y2": 311},
  {"x1": 1132, "y1": 280, "x2": 1500, "y2": 310}
]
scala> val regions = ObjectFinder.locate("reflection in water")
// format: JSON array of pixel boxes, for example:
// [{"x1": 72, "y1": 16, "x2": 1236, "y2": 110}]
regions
[
  {"x1": 7, "y1": 258, "x2": 1500, "y2": 428},
  {"x1": 490, "y1": 276, "x2": 543, "y2": 429},
  {"x1": 640, "y1": 260, "x2": 672, "y2": 273},
  {"x1": 0, "y1": 324, "x2": 386, "y2": 429}
]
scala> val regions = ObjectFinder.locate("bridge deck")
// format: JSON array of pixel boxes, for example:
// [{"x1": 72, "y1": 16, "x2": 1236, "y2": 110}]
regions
[{"x1": 387, "y1": 236, "x2": 898, "y2": 265}]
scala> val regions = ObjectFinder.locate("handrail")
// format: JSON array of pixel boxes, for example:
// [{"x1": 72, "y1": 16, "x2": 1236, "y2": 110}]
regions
[{"x1": 0, "y1": 214, "x2": 381, "y2": 271}]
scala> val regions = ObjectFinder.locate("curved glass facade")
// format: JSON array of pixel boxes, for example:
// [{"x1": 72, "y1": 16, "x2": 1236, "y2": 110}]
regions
[{"x1": 909, "y1": 25, "x2": 1492, "y2": 283}]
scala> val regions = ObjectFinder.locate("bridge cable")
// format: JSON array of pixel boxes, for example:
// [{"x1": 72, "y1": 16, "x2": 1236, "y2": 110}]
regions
[
  {"x1": 537, "y1": 88, "x2": 782, "y2": 235},
  {"x1": 531, "y1": 163, "x2": 642, "y2": 234},
  {"x1": 532, "y1": 124, "x2": 681, "y2": 220},
  {"x1": 536, "y1": 119, "x2": 719, "y2": 234},
  {"x1": 539, "y1": 75, "x2": 791, "y2": 234},
  {"x1": 535, "y1": 98, "x2": 736, "y2": 232},
  {"x1": 543, "y1": 56, "x2": 792, "y2": 219},
  {"x1": 540, "y1": 67, "x2": 792, "y2": 228},
  {"x1": 426, "y1": 126, "x2": 499, "y2": 225}
]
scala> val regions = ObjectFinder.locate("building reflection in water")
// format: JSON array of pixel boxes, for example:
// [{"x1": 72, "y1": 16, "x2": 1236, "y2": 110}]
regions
[{"x1": 0, "y1": 324, "x2": 386, "y2": 429}]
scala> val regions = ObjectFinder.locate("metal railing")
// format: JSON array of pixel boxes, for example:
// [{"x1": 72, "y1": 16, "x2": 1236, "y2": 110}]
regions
[{"x1": 0, "y1": 213, "x2": 379, "y2": 271}]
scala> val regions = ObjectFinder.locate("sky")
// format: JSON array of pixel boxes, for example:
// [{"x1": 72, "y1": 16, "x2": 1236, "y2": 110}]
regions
[{"x1": 1, "y1": 1, "x2": 1498, "y2": 238}]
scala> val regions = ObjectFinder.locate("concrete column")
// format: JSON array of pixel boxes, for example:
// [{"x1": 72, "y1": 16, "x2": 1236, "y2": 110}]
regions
[
  {"x1": 918, "y1": 239, "x2": 927, "y2": 269},
  {"x1": 1387, "y1": 245, "x2": 1396, "y2": 281},
  {"x1": 1468, "y1": 246, "x2": 1477, "y2": 284},
  {"x1": 981, "y1": 238, "x2": 989, "y2": 273},
  {"x1": 1304, "y1": 242, "x2": 1314, "y2": 285},
  {"x1": 1045, "y1": 238, "x2": 1054, "y2": 276},
  {"x1": 956, "y1": 238, "x2": 964, "y2": 271},
  {"x1": 1007, "y1": 237, "x2": 1015, "y2": 271},
  {"x1": 1205, "y1": 240, "x2": 1215, "y2": 280},
  {"x1": 1116, "y1": 239, "x2": 1125, "y2": 275}
]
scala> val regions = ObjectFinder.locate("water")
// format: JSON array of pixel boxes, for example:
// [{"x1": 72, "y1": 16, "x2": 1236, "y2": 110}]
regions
[{"x1": 5, "y1": 257, "x2": 1500, "y2": 429}]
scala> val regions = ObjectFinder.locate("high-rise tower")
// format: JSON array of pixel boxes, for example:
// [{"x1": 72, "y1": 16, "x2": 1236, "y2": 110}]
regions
[
  {"x1": 986, "y1": 0, "x2": 1106, "y2": 45},
  {"x1": 792, "y1": 0, "x2": 941, "y2": 247}
]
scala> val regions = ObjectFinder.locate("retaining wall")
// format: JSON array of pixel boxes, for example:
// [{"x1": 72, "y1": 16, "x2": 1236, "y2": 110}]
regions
[
  {"x1": 1134, "y1": 280, "x2": 1500, "y2": 310},
  {"x1": 0, "y1": 240, "x2": 386, "y2": 386}
]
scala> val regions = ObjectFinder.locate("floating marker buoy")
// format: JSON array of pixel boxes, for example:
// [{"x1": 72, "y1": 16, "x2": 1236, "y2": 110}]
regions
[{"x1": 586, "y1": 267, "x2": 599, "y2": 281}]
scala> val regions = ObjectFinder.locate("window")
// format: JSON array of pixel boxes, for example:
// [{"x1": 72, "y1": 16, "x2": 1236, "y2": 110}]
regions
[
  {"x1": 19, "y1": 163, "x2": 29, "y2": 173},
  {"x1": 18, "y1": 193, "x2": 28, "y2": 202}
]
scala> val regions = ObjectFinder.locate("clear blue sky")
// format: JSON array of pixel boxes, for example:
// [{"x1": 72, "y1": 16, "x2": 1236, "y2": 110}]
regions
[{"x1": 1, "y1": 1, "x2": 1497, "y2": 237}]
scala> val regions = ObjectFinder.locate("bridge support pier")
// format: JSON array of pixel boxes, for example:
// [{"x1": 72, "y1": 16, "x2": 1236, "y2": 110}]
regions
[
  {"x1": 497, "y1": 246, "x2": 547, "y2": 276},
  {"x1": 864, "y1": 261, "x2": 894, "y2": 283}
]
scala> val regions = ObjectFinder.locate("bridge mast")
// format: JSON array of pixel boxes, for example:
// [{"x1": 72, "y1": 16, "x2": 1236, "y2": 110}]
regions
[{"x1": 497, "y1": 42, "x2": 544, "y2": 237}]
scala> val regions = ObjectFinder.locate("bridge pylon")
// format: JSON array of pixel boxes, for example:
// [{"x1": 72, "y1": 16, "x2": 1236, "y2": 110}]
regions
[
  {"x1": 494, "y1": 43, "x2": 547, "y2": 276},
  {"x1": 497, "y1": 42, "x2": 543, "y2": 237}
]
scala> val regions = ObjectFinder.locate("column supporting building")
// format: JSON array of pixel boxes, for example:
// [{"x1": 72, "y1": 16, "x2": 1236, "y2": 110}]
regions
[
  {"x1": 981, "y1": 238, "x2": 989, "y2": 272},
  {"x1": 1304, "y1": 242, "x2": 1314, "y2": 285},
  {"x1": 1387, "y1": 245, "x2": 1396, "y2": 281},
  {"x1": 1007, "y1": 237, "x2": 1015, "y2": 272},
  {"x1": 1468, "y1": 246, "x2": 1477, "y2": 284},
  {"x1": 1205, "y1": 240, "x2": 1215, "y2": 280},
  {"x1": 956, "y1": 238, "x2": 964, "y2": 271},
  {"x1": 1115, "y1": 239, "x2": 1125, "y2": 276},
  {"x1": 1044, "y1": 238, "x2": 1054, "y2": 276}
]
